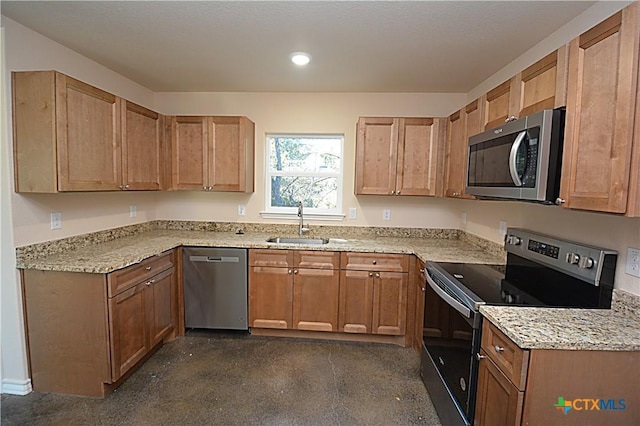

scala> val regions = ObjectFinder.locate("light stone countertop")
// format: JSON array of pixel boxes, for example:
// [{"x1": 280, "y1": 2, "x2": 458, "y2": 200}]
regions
[
  {"x1": 480, "y1": 305, "x2": 640, "y2": 351},
  {"x1": 16, "y1": 229, "x2": 505, "y2": 273},
  {"x1": 16, "y1": 223, "x2": 639, "y2": 352}
]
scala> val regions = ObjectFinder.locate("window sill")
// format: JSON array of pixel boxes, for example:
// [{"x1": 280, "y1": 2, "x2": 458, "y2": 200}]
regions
[{"x1": 259, "y1": 211, "x2": 346, "y2": 221}]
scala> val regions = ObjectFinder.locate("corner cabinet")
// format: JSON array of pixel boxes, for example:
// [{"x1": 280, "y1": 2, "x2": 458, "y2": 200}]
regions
[
  {"x1": 168, "y1": 115, "x2": 255, "y2": 192},
  {"x1": 21, "y1": 250, "x2": 178, "y2": 397},
  {"x1": 355, "y1": 117, "x2": 446, "y2": 196},
  {"x1": 12, "y1": 71, "x2": 164, "y2": 192},
  {"x1": 475, "y1": 321, "x2": 640, "y2": 426},
  {"x1": 560, "y1": 3, "x2": 640, "y2": 216}
]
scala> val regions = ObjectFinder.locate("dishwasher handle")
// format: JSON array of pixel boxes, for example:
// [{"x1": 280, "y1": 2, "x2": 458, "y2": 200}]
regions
[{"x1": 189, "y1": 255, "x2": 240, "y2": 263}]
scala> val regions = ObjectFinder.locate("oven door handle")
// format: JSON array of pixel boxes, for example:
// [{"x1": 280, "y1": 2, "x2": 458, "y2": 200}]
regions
[
  {"x1": 508, "y1": 130, "x2": 527, "y2": 187},
  {"x1": 425, "y1": 274, "x2": 472, "y2": 319}
]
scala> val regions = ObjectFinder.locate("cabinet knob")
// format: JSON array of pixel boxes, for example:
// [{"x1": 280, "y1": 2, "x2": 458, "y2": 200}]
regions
[
  {"x1": 555, "y1": 197, "x2": 566, "y2": 205},
  {"x1": 494, "y1": 345, "x2": 504, "y2": 353},
  {"x1": 396, "y1": 190, "x2": 400, "y2": 195},
  {"x1": 372, "y1": 260, "x2": 377, "y2": 265},
  {"x1": 369, "y1": 272, "x2": 373, "y2": 277},
  {"x1": 145, "y1": 266, "x2": 152, "y2": 271},
  {"x1": 476, "y1": 353, "x2": 485, "y2": 360},
  {"x1": 375, "y1": 273, "x2": 380, "y2": 278},
  {"x1": 145, "y1": 279, "x2": 155, "y2": 286},
  {"x1": 124, "y1": 184, "x2": 129, "y2": 190},
  {"x1": 203, "y1": 186, "x2": 207, "y2": 190},
  {"x1": 288, "y1": 269, "x2": 293, "y2": 274},
  {"x1": 293, "y1": 270, "x2": 298, "y2": 274},
  {"x1": 390, "y1": 190, "x2": 395, "y2": 195},
  {"x1": 421, "y1": 286, "x2": 426, "y2": 292}
]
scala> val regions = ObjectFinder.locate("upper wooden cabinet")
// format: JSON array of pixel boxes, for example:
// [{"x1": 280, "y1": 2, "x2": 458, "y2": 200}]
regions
[
  {"x1": 515, "y1": 47, "x2": 569, "y2": 117},
  {"x1": 355, "y1": 117, "x2": 446, "y2": 196},
  {"x1": 481, "y1": 77, "x2": 520, "y2": 131},
  {"x1": 560, "y1": 3, "x2": 640, "y2": 215},
  {"x1": 12, "y1": 71, "x2": 163, "y2": 192},
  {"x1": 444, "y1": 99, "x2": 483, "y2": 199},
  {"x1": 168, "y1": 115, "x2": 254, "y2": 192}
]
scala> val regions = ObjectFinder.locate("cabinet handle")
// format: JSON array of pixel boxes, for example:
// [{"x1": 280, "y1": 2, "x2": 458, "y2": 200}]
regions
[
  {"x1": 369, "y1": 272, "x2": 374, "y2": 277},
  {"x1": 145, "y1": 266, "x2": 152, "y2": 271},
  {"x1": 421, "y1": 286, "x2": 426, "y2": 292},
  {"x1": 288, "y1": 269, "x2": 293, "y2": 274},
  {"x1": 118, "y1": 185, "x2": 123, "y2": 190},
  {"x1": 494, "y1": 345, "x2": 504, "y2": 353},
  {"x1": 555, "y1": 197, "x2": 566, "y2": 205},
  {"x1": 375, "y1": 273, "x2": 380, "y2": 278},
  {"x1": 372, "y1": 260, "x2": 377, "y2": 265},
  {"x1": 396, "y1": 190, "x2": 400, "y2": 195},
  {"x1": 390, "y1": 190, "x2": 395, "y2": 195},
  {"x1": 124, "y1": 184, "x2": 129, "y2": 190},
  {"x1": 476, "y1": 353, "x2": 485, "y2": 360},
  {"x1": 293, "y1": 270, "x2": 298, "y2": 274},
  {"x1": 209, "y1": 186, "x2": 213, "y2": 191},
  {"x1": 145, "y1": 279, "x2": 155, "y2": 286},
  {"x1": 203, "y1": 186, "x2": 207, "y2": 190}
]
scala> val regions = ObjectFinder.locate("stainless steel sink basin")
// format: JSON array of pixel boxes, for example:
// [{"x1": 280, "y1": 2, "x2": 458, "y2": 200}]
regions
[{"x1": 266, "y1": 237, "x2": 330, "y2": 245}]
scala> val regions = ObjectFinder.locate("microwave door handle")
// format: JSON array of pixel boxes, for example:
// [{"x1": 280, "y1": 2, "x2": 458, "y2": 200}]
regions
[
  {"x1": 425, "y1": 274, "x2": 472, "y2": 318},
  {"x1": 508, "y1": 131, "x2": 527, "y2": 187}
]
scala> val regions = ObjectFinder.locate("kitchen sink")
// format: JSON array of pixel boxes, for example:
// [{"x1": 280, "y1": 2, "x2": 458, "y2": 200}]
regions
[{"x1": 266, "y1": 237, "x2": 330, "y2": 245}]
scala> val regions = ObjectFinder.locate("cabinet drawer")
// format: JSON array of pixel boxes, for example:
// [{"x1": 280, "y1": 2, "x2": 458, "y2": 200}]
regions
[
  {"x1": 294, "y1": 251, "x2": 340, "y2": 269},
  {"x1": 249, "y1": 249, "x2": 293, "y2": 267},
  {"x1": 481, "y1": 321, "x2": 529, "y2": 390},
  {"x1": 340, "y1": 252, "x2": 408, "y2": 272},
  {"x1": 108, "y1": 251, "x2": 174, "y2": 297}
]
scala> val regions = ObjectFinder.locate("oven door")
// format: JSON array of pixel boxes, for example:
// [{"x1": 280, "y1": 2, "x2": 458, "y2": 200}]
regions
[{"x1": 420, "y1": 268, "x2": 482, "y2": 426}]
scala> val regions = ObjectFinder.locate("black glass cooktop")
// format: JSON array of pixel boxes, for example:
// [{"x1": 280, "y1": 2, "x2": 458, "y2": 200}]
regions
[{"x1": 434, "y1": 257, "x2": 612, "y2": 309}]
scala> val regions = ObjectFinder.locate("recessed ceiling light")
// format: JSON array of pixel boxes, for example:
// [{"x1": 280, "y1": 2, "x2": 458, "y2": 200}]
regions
[{"x1": 290, "y1": 52, "x2": 311, "y2": 66}]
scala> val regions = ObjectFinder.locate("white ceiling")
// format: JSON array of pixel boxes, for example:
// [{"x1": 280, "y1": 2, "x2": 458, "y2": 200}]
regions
[{"x1": 1, "y1": 1, "x2": 599, "y2": 93}]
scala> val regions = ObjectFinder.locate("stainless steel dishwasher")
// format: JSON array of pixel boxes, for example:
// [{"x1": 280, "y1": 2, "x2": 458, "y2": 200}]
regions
[{"x1": 183, "y1": 247, "x2": 248, "y2": 330}]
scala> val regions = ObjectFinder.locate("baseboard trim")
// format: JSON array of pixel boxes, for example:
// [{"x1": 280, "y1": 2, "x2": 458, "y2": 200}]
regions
[{"x1": 2, "y1": 378, "x2": 33, "y2": 395}]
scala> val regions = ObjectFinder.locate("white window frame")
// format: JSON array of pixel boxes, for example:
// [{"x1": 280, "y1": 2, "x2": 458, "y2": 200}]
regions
[{"x1": 261, "y1": 133, "x2": 345, "y2": 221}]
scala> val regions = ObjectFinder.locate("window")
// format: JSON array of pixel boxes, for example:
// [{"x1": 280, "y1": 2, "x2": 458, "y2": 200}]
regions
[{"x1": 265, "y1": 134, "x2": 343, "y2": 217}]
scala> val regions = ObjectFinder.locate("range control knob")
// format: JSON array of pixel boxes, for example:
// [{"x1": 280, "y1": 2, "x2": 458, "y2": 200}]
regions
[
  {"x1": 505, "y1": 235, "x2": 522, "y2": 246},
  {"x1": 566, "y1": 252, "x2": 580, "y2": 265},
  {"x1": 578, "y1": 257, "x2": 595, "y2": 269}
]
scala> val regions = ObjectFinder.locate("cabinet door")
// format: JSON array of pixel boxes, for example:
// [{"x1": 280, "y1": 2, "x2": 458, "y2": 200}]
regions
[
  {"x1": 560, "y1": 4, "x2": 640, "y2": 213},
  {"x1": 209, "y1": 116, "x2": 254, "y2": 192},
  {"x1": 121, "y1": 101, "x2": 162, "y2": 190},
  {"x1": 170, "y1": 116, "x2": 208, "y2": 190},
  {"x1": 372, "y1": 272, "x2": 407, "y2": 335},
  {"x1": 396, "y1": 118, "x2": 445, "y2": 196},
  {"x1": 338, "y1": 270, "x2": 374, "y2": 333},
  {"x1": 109, "y1": 282, "x2": 148, "y2": 381},
  {"x1": 355, "y1": 117, "x2": 398, "y2": 195},
  {"x1": 482, "y1": 77, "x2": 520, "y2": 130},
  {"x1": 517, "y1": 47, "x2": 568, "y2": 117},
  {"x1": 56, "y1": 73, "x2": 122, "y2": 191},
  {"x1": 444, "y1": 109, "x2": 467, "y2": 198},
  {"x1": 474, "y1": 351, "x2": 524, "y2": 426},
  {"x1": 248, "y1": 266, "x2": 293, "y2": 329},
  {"x1": 148, "y1": 268, "x2": 176, "y2": 347},
  {"x1": 293, "y1": 268, "x2": 340, "y2": 331}
]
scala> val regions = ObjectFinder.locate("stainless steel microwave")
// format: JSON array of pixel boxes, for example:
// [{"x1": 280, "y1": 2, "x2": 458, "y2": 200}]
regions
[{"x1": 465, "y1": 108, "x2": 565, "y2": 204}]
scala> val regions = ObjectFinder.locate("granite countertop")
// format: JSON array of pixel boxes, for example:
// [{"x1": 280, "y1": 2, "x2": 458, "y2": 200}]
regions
[
  {"x1": 480, "y1": 305, "x2": 640, "y2": 351},
  {"x1": 16, "y1": 229, "x2": 505, "y2": 273}
]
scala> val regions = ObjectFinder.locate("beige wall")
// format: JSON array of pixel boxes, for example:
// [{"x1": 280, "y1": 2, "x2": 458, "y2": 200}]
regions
[{"x1": 1, "y1": 1, "x2": 639, "y2": 395}]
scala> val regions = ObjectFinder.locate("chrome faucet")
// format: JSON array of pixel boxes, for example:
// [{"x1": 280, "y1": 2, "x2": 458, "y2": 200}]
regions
[{"x1": 297, "y1": 201, "x2": 310, "y2": 235}]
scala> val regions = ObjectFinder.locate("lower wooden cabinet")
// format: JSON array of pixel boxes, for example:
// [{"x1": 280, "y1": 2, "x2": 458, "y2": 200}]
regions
[
  {"x1": 248, "y1": 249, "x2": 339, "y2": 331},
  {"x1": 338, "y1": 252, "x2": 409, "y2": 336},
  {"x1": 475, "y1": 321, "x2": 640, "y2": 426},
  {"x1": 21, "y1": 250, "x2": 178, "y2": 397},
  {"x1": 412, "y1": 259, "x2": 426, "y2": 352}
]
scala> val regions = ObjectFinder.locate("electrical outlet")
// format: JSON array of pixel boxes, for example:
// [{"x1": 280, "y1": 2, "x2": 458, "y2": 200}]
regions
[
  {"x1": 238, "y1": 204, "x2": 246, "y2": 216},
  {"x1": 461, "y1": 212, "x2": 467, "y2": 225},
  {"x1": 50, "y1": 212, "x2": 62, "y2": 230},
  {"x1": 625, "y1": 247, "x2": 640, "y2": 278},
  {"x1": 129, "y1": 205, "x2": 137, "y2": 218},
  {"x1": 382, "y1": 208, "x2": 391, "y2": 221},
  {"x1": 348, "y1": 207, "x2": 357, "y2": 219},
  {"x1": 499, "y1": 220, "x2": 507, "y2": 236}
]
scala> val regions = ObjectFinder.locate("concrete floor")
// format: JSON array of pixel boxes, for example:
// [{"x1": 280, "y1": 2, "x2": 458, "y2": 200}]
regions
[{"x1": 1, "y1": 331, "x2": 442, "y2": 425}]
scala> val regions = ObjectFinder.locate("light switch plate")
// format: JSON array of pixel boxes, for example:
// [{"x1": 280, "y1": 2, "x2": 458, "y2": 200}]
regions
[
  {"x1": 348, "y1": 207, "x2": 357, "y2": 219},
  {"x1": 498, "y1": 220, "x2": 507, "y2": 236},
  {"x1": 382, "y1": 209, "x2": 391, "y2": 221},
  {"x1": 50, "y1": 212, "x2": 62, "y2": 230},
  {"x1": 129, "y1": 205, "x2": 137, "y2": 218},
  {"x1": 238, "y1": 205, "x2": 246, "y2": 216},
  {"x1": 625, "y1": 247, "x2": 640, "y2": 278},
  {"x1": 461, "y1": 212, "x2": 467, "y2": 225}
]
